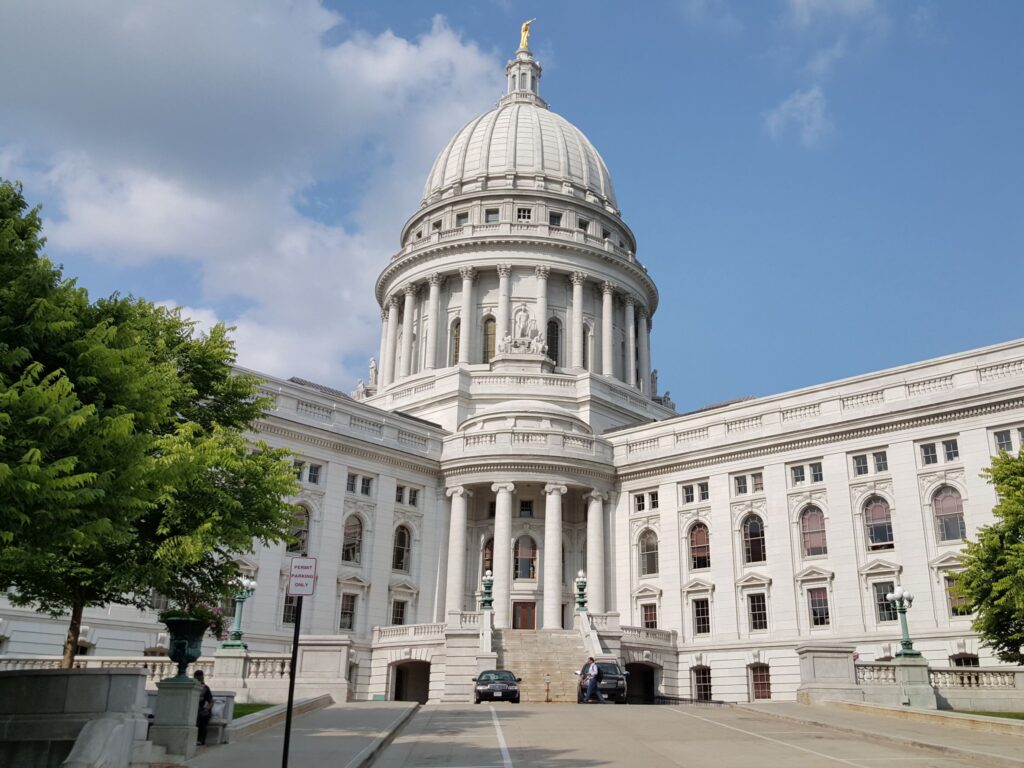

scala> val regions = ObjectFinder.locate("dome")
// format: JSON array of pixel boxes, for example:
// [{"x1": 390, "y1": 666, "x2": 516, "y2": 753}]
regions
[{"x1": 421, "y1": 49, "x2": 617, "y2": 211}]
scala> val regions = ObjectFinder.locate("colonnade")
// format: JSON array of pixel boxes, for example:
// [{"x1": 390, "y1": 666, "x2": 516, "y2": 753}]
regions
[
  {"x1": 443, "y1": 482, "x2": 607, "y2": 629},
  {"x1": 378, "y1": 265, "x2": 652, "y2": 392}
]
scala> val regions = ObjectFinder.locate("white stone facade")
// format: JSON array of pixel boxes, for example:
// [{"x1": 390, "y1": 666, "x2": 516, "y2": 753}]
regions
[{"x1": 2, "y1": 44, "x2": 1023, "y2": 705}]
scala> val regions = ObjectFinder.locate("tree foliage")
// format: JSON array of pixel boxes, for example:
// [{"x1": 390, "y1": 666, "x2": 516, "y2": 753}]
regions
[
  {"x1": 959, "y1": 448, "x2": 1024, "y2": 664},
  {"x1": 0, "y1": 179, "x2": 297, "y2": 664}
]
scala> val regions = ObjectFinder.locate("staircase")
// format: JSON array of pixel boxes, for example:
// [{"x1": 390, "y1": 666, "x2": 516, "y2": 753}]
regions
[{"x1": 493, "y1": 629, "x2": 589, "y2": 703}]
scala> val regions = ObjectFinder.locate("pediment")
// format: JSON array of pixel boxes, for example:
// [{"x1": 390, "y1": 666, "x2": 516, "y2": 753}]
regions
[
  {"x1": 389, "y1": 580, "x2": 419, "y2": 595},
  {"x1": 795, "y1": 565, "x2": 834, "y2": 582},
  {"x1": 859, "y1": 559, "x2": 902, "y2": 577},
  {"x1": 338, "y1": 574, "x2": 371, "y2": 588},
  {"x1": 929, "y1": 551, "x2": 963, "y2": 570},
  {"x1": 632, "y1": 584, "x2": 662, "y2": 599},
  {"x1": 736, "y1": 572, "x2": 772, "y2": 588},
  {"x1": 680, "y1": 578, "x2": 715, "y2": 595}
]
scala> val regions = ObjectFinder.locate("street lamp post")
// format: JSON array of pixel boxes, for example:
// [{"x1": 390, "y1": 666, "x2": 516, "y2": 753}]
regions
[
  {"x1": 221, "y1": 576, "x2": 257, "y2": 650},
  {"x1": 885, "y1": 585, "x2": 920, "y2": 658},
  {"x1": 481, "y1": 570, "x2": 494, "y2": 611},
  {"x1": 574, "y1": 570, "x2": 587, "y2": 612}
]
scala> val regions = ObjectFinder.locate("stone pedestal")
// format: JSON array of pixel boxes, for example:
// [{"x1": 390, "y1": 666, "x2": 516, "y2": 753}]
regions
[
  {"x1": 212, "y1": 647, "x2": 248, "y2": 693},
  {"x1": 795, "y1": 643, "x2": 865, "y2": 705},
  {"x1": 490, "y1": 352, "x2": 553, "y2": 373},
  {"x1": 150, "y1": 678, "x2": 201, "y2": 759},
  {"x1": 893, "y1": 655, "x2": 938, "y2": 709}
]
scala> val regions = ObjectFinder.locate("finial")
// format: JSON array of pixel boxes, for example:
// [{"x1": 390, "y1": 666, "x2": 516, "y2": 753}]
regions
[{"x1": 519, "y1": 18, "x2": 536, "y2": 51}]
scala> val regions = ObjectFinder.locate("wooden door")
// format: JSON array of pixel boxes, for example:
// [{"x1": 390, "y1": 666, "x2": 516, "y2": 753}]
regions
[{"x1": 512, "y1": 601, "x2": 536, "y2": 629}]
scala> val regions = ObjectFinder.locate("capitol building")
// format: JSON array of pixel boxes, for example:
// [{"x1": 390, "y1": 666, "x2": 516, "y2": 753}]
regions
[{"x1": 2, "y1": 40, "x2": 1023, "y2": 706}]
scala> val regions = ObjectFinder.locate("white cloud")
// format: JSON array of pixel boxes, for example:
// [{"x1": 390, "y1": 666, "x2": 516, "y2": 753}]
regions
[
  {"x1": 764, "y1": 86, "x2": 833, "y2": 147},
  {"x1": 786, "y1": 0, "x2": 879, "y2": 29},
  {"x1": 805, "y1": 38, "x2": 846, "y2": 79},
  {"x1": 678, "y1": 0, "x2": 743, "y2": 35}
]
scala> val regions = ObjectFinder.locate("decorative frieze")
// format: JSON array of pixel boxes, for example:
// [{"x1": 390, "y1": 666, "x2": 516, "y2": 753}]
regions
[
  {"x1": 787, "y1": 490, "x2": 828, "y2": 516},
  {"x1": 849, "y1": 479, "x2": 893, "y2": 510}
]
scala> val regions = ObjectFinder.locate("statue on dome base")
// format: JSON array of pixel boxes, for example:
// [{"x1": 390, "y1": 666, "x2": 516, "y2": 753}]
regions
[
  {"x1": 519, "y1": 18, "x2": 536, "y2": 51},
  {"x1": 497, "y1": 305, "x2": 548, "y2": 357}
]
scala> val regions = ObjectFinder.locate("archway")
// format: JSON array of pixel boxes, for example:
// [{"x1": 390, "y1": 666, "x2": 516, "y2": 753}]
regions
[
  {"x1": 393, "y1": 661, "x2": 430, "y2": 703},
  {"x1": 625, "y1": 662, "x2": 657, "y2": 704}
]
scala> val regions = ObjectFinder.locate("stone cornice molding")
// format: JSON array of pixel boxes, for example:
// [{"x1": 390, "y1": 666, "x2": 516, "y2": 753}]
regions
[
  {"x1": 616, "y1": 395, "x2": 1024, "y2": 483},
  {"x1": 442, "y1": 460, "x2": 615, "y2": 485}
]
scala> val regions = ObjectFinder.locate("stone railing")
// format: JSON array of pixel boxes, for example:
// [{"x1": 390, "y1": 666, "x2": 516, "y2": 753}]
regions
[
  {"x1": 620, "y1": 625, "x2": 676, "y2": 647},
  {"x1": 446, "y1": 428, "x2": 613, "y2": 462},
  {"x1": 587, "y1": 612, "x2": 621, "y2": 632},
  {"x1": 930, "y1": 668, "x2": 1019, "y2": 689},
  {"x1": 245, "y1": 655, "x2": 291, "y2": 680},
  {"x1": 0, "y1": 655, "x2": 215, "y2": 685},
  {"x1": 855, "y1": 663, "x2": 897, "y2": 684},
  {"x1": 372, "y1": 622, "x2": 446, "y2": 645}
]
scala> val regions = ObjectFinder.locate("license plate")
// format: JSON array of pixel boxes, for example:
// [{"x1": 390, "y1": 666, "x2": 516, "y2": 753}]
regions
[{"x1": 494, "y1": 691, "x2": 502, "y2": 697}]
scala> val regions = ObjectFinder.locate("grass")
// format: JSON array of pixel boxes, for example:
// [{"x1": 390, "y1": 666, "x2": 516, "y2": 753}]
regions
[
  {"x1": 960, "y1": 711, "x2": 1024, "y2": 721},
  {"x1": 233, "y1": 703, "x2": 274, "y2": 718}
]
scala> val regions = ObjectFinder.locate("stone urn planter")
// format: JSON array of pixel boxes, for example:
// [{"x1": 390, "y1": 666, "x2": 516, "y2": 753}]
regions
[{"x1": 162, "y1": 616, "x2": 210, "y2": 678}]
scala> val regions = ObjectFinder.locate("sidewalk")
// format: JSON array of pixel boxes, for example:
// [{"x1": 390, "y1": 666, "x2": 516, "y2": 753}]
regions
[
  {"x1": 740, "y1": 701, "x2": 1024, "y2": 768},
  {"x1": 188, "y1": 702, "x2": 418, "y2": 768}
]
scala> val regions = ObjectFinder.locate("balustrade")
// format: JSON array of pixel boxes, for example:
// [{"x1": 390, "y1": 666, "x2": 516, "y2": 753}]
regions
[{"x1": 855, "y1": 663, "x2": 897, "y2": 684}]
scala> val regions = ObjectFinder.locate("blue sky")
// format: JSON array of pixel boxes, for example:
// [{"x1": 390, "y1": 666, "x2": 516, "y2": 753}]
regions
[{"x1": 1, "y1": 1, "x2": 1021, "y2": 411}]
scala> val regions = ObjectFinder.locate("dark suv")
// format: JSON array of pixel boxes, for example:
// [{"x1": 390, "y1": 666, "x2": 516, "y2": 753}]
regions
[
  {"x1": 472, "y1": 669, "x2": 522, "y2": 704},
  {"x1": 576, "y1": 661, "x2": 628, "y2": 703}
]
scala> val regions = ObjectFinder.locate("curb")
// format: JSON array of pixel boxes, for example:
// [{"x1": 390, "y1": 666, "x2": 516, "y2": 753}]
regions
[
  {"x1": 342, "y1": 703, "x2": 419, "y2": 768},
  {"x1": 225, "y1": 694, "x2": 333, "y2": 742},
  {"x1": 737, "y1": 704, "x2": 1024, "y2": 768}
]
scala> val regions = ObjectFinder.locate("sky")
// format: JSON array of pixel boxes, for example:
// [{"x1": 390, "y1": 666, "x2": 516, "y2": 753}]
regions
[{"x1": 1, "y1": 1, "x2": 1021, "y2": 412}]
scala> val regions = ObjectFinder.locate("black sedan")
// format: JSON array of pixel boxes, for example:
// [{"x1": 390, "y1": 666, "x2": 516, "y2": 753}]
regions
[
  {"x1": 576, "y1": 661, "x2": 628, "y2": 703},
  {"x1": 472, "y1": 669, "x2": 522, "y2": 704}
]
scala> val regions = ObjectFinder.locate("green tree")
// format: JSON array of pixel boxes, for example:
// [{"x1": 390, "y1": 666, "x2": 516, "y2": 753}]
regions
[
  {"x1": 959, "y1": 448, "x2": 1024, "y2": 664},
  {"x1": 0, "y1": 179, "x2": 297, "y2": 666}
]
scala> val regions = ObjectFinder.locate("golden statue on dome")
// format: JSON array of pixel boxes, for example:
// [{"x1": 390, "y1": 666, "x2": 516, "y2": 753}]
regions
[{"x1": 519, "y1": 18, "x2": 536, "y2": 51}]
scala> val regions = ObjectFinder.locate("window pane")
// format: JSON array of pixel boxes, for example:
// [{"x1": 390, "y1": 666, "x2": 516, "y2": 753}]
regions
[
  {"x1": 751, "y1": 473, "x2": 763, "y2": 492},
  {"x1": 361, "y1": 477, "x2": 373, "y2": 496},
  {"x1": 800, "y1": 507, "x2": 828, "y2": 557},
  {"x1": 287, "y1": 508, "x2": 309, "y2": 554},
  {"x1": 683, "y1": 485, "x2": 695, "y2": 504},
  {"x1": 342, "y1": 516, "x2": 362, "y2": 563},
  {"x1": 391, "y1": 600, "x2": 407, "y2": 626},
  {"x1": 346, "y1": 473, "x2": 357, "y2": 493},
  {"x1": 307, "y1": 465, "x2": 321, "y2": 484},
  {"x1": 748, "y1": 593, "x2": 768, "y2": 631},
  {"x1": 692, "y1": 666, "x2": 712, "y2": 701},
  {"x1": 483, "y1": 317, "x2": 496, "y2": 362},
  {"x1": 514, "y1": 536, "x2": 537, "y2": 579},
  {"x1": 864, "y1": 497, "x2": 894, "y2": 550},
  {"x1": 639, "y1": 530, "x2": 659, "y2": 576},
  {"x1": 921, "y1": 443, "x2": 938, "y2": 465},
  {"x1": 874, "y1": 452, "x2": 888, "y2": 472},
  {"x1": 693, "y1": 599, "x2": 711, "y2": 635},
  {"x1": 946, "y1": 575, "x2": 971, "y2": 617},
  {"x1": 791, "y1": 466, "x2": 805, "y2": 485},
  {"x1": 808, "y1": 587, "x2": 830, "y2": 626},
  {"x1": 282, "y1": 595, "x2": 299, "y2": 625},
  {"x1": 689, "y1": 524, "x2": 710, "y2": 570},
  {"x1": 750, "y1": 663, "x2": 771, "y2": 700},
  {"x1": 339, "y1": 594, "x2": 357, "y2": 631},
  {"x1": 546, "y1": 320, "x2": 560, "y2": 366},
  {"x1": 933, "y1": 486, "x2": 966, "y2": 542},
  {"x1": 698, "y1": 482, "x2": 709, "y2": 501},
  {"x1": 482, "y1": 538, "x2": 494, "y2": 576},
  {"x1": 735, "y1": 476, "x2": 747, "y2": 495},
  {"x1": 634, "y1": 494, "x2": 646, "y2": 512},
  {"x1": 642, "y1": 603, "x2": 658, "y2": 629},
  {"x1": 519, "y1": 500, "x2": 534, "y2": 518},
  {"x1": 943, "y1": 440, "x2": 959, "y2": 461},
  {"x1": 994, "y1": 430, "x2": 1012, "y2": 452},
  {"x1": 853, "y1": 455, "x2": 869, "y2": 475},
  {"x1": 392, "y1": 526, "x2": 411, "y2": 572},
  {"x1": 742, "y1": 515, "x2": 766, "y2": 564},
  {"x1": 810, "y1": 463, "x2": 823, "y2": 483},
  {"x1": 874, "y1": 581, "x2": 897, "y2": 622},
  {"x1": 650, "y1": 491, "x2": 659, "y2": 509}
]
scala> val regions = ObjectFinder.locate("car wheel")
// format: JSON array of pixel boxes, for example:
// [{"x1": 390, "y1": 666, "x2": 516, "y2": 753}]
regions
[
  {"x1": 577, "y1": 688, "x2": 584, "y2": 704},
  {"x1": 511, "y1": 696, "x2": 520, "y2": 704},
  {"x1": 474, "y1": 697, "x2": 481, "y2": 704}
]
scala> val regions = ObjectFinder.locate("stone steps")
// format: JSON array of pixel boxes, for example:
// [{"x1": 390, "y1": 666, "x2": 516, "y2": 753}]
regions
[{"x1": 493, "y1": 629, "x2": 588, "y2": 703}]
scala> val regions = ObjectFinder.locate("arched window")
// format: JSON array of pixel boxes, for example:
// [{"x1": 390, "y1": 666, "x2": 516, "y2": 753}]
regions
[
  {"x1": 638, "y1": 529, "x2": 659, "y2": 576},
  {"x1": 519, "y1": 72, "x2": 527, "y2": 91},
  {"x1": 449, "y1": 319, "x2": 461, "y2": 366},
  {"x1": 482, "y1": 317, "x2": 496, "y2": 362},
  {"x1": 392, "y1": 525, "x2": 411, "y2": 572},
  {"x1": 689, "y1": 523, "x2": 711, "y2": 570},
  {"x1": 341, "y1": 515, "x2": 362, "y2": 563},
  {"x1": 863, "y1": 496, "x2": 894, "y2": 550},
  {"x1": 482, "y1": 538, "x2": 494, "y2": 576},
  {"x1": 287, "y1": 507, "x2": 309, "y2": 554},
  {"x1": 742, "y1": 515, "x2": 766, "y2": 564},
  {"x1": 514, "y1": 536, "x2": 537, "y2": 579},
  {"x1": 800, "y1": 506, "x2": 828, "y2": 557},
  {"x1": 546, "y1": 320, "x2": 560, "y2": 365},
  {"x1": 933, "y1": 486, "x2": 966, "y2": 542}
]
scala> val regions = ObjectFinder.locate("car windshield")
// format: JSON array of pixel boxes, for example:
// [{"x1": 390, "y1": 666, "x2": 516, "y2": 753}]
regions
[
  {"x1": 478, "y1": 671, "x2": 516, "y2": 683},
  {"x1": 598, "y1": 664, "x2": 622, "y2": 675}
]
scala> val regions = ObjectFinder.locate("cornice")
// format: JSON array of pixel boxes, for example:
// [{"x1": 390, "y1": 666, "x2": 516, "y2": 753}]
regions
[
  {"x1": 441, "y1": 459, "x2": 615, "y2": 486},
  {"x1": 616, "y1": 395, "x2": 1024, "y2": 483}
]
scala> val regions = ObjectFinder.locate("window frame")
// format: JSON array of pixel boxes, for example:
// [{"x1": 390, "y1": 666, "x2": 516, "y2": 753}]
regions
[
  {"x1": 863, "y1": 496, "x2": 895, "y2": 551},
  {"x1": 638, "y1": 528, "x2": 659, "y2": 577},
  {"x1": 742, "y1": 514, "x2": 767, "y2": 564},
  {"x1": 747, "y1": 592, "x2": 769, "y2": 632},
  {"x1": 392, "y1": 525, "x2": 412, "y2": 572},
  {"x1": 933, "y1": 485, "x2": 966, "y2": 543},
  {"x1": 514, "y1": 535, "x2": 537, "y2": 580},
  {"x1": 339, "y1": 593, "x2": 357, "y2": 631},
  {"x1": 692, "y1": 598, "x2": 712, "y2": 636},
  {"x1": 800, "y1": 506, "x2": 828, "y2": 557},
  {"x1": 641, "y1": 603, "x2": 658, "y2": 629},
  {"x1": 807, "y1": 586, "x2": 831, "y2": 627},
  {"x1": 689, "y1": 523, "x2": 711, "y2": 571},
  {"x1": 341, "y1": 515, "x2": 363, "y2": 564},
  {"x1": 873, "y1": 581, "x2": 898, "y2": 622}
]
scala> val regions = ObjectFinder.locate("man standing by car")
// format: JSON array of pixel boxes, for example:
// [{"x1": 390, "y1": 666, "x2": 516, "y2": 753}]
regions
[{"x1": 581, "y1": 657, "x2": 607, "y2": 703}]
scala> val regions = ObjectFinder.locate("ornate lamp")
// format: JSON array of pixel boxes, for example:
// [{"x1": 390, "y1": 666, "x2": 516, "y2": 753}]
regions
[
  {"x1": 221, "y1": 576, "x2": 257, "y2": 650},
  {"x1": 481, "y1": 570, "x2": 494, "y2": 611},
  {"x1": 574, "y1": 570, "x2": 588, "y2": 612},
  {"x1": 885, "y1": 585, "x2": 920, "y2": 657}
]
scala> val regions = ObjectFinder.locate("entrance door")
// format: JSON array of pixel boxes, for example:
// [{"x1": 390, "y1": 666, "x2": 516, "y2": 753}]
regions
[{"x1": 512, "y1": 601, "x2": 536, "y2": 629}]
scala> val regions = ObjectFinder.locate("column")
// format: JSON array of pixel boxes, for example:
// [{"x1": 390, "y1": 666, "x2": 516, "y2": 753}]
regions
[
  {"x1": 377, "y1": 308, "x2": 388, "y2": 380},
  {"x1": 543, "y1": 483, "x2": 567, "y2": 630},
  {"x1": 625, "y1": 295, "x2": 637, "y2": 388},
  {"x1": 535, "y1": 265, "x2": 549, "y2": 333},
  {"x1": 399, "y1": 283, "x2": 417, "y2": 379},
  {"x1": 458, "y1": 266, "x2": 475, "y2": 365},
  {"x1": 491, "y1": 482, "x2": 515, "y2": 629},
  {"x1": 383, "y1": 296, "x2": 401, "y2": 386},
  {"x1": 638, "y1": 305, "x2": 651, "y2": 394},
  {"x1": 570, "y1": 272, "x2": 586, "y2": 369},
  {"x1": 496, "y1": 265, "x2": 512, "y2": 345},
  {"x1": 444, "y1": 486, "x2": 471, "y2": 615},
  {"x1": 585, "y1": 491, "x2": 607, "y2": 614},
  {"x1": 424, "y1": 273, "x2": 442, "y2": 370},
  {"x1": 601, "y1": 282, "x2": 615, "y2": 377}
]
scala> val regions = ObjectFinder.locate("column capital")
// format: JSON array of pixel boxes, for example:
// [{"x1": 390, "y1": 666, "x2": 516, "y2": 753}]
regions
[
  {"x1": 601, "y1": 281, "x2": 616, "y2": 296},
  {"x1": 535, "y1": 265, "x2": 550, "y2": 280},
  {"x1": 570, "y1": 271, "x2": 588, "y2": 286},
  {"x1": 543, "y1": 483, "x2": 569, "y2": 496},
  {"x1": 388, "y1": 294, "x2": 402, "y2": 308},
  {"x1": 446, "y1": 485, "x2": 473, "y2": 499},
  {"x1": 497, "y1": 264, "x2": 512, "y2": 278},
  {"x1": 491, "y1": 481, "x2": 516, "y2": 494},
  {"x1": 624, "y1": 293, "x2": 636, "y2": 307},
  {"x1": 584, "y1": 490, "x2": 609, "y2": 502},
  {"x1": 637, "y1": 304, "x2": 649, "y2": 320},
  {"x1": 459, "y1": 266, "x2": 476, "y2": 282},
  {"x1": 403, "y1": 282, "x2": 419, "y2": 297},
  {"x1": 381, "y1": 308, "x2": 389, "y2": 321},
  {"x1": 428, "y1": 272, "x2": 444, "y2": 287}
]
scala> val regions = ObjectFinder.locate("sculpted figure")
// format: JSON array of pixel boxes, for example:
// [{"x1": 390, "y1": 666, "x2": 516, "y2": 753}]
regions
[
  {"x1": 368, "y1": 357, "x2": 378, "y2": 386},
  {"x1": 520, "y1": 18, "x2": 536, "y2": 50},
  {"x1": 651, "y1": 368, "x2": 659, "y2": 396}
]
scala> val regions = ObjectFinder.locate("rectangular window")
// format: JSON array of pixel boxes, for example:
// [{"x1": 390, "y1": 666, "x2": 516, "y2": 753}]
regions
[
  {"x1": 649, "y1": 491, "x2": 659, "y2": 510},
  {"x1": 602, "y1": 228, "x2": 611, "y2": 240},
  {"x1": 791, "y1": 466, "x2": 805, "y2": 485},
  {"x1": 346, "y1": 473, "x2": 357, "y2": 493},
  {"x1": 516, "y1": 207, "x2": 532, "y2": 222},
  {"x1": 307, "y1": 464, "x2": 321, "y2": 485},
  {"x1": 692, "y1": 599, "x2": 711, "y2": 635},
  {"x1": 391, "y1": 600, "x2": 407, "y2": 626},
  {"x1": 808, "y1": 587, "x2": 830, "y2": 627},
  {"x1": 952, "y1": 654, "x2": 979, "y2": 668},
  {"x1": 698, "y1": 482, "x2": 710, "y2": 501},
  {"x1": 994, "y1": 430, "x2": 1012, "y2": 452},
  {"x1": 946, "y1": 575, "x2": 971, "y2": 617},
  {"x1": 747, "y1": 593, "x2": 768, "y2": 631},
  {"x1": 395, "y1": 485, "x2": 406, "y2": 503},
  {"x1": 874, "y1": 581, "x2": 898, "y2": 622},
  {"x1": 683, "y1": 485, "x2": 695, "y2": 504},
  {"x1": 735, "y1": 476, "x2": 748, "y2": 495},
  {"x1": 360, "y1": 477, "x2": 373, "y2": 496},
  {"x1": 853, "y1": 455, "x2": 869, "y2": 476},
  {"x1": 578, "y1": 217, "x2": 590, "y2": 232},
  {"x1": 874, "y1": 451, "x2": 888, "y2": 472},
  {"x1": 692, "y1": 666, "x2": 712, "y2": 701},
  {"x1": 810, "y1": 462, "x2": 823, "y2": 483},
  {"x1": 641, "y1": 603, "x2": 658, "y2": 629},
  {"x1": 751, "y1": 473, "x2": 764, "y2": 492},
  {"x1": 432, "y1": 220, "x2": 442, "y2": 231},
  {"x1": 339, "y1": 594, "x2": 357, "y2": 631},
  {"x1": 293, "y1": 461, "x2": 304, "y2": 480},
  {"x1": 519, "y1": 500, "x2": 534, "y2": 518},
  {"x1": 751, "y1": 664, "x2": 771, "y2": 700},
  {"x1": 921, "y1": 443, "x2": 938, "y2": 465},
  {"x1": 408, "y1": 489, "x2": 419, "y2": 507},
  {"x1": 282, "y1": 595, "x2": 299, "y2": 625},
  {"x1": 634, "y1": 494, "x2": 646, "y2": 512},
  {"x1": 549, "y1": 211, "x2": 562, "y2": 227},
  {"x1": 455, "y1": 211, "x2": 469, "y2": 227},
  {"x1": 484, "y1": 208, "x2": 499, "y2": 224},
  {"x1": 943, "y1": 439, "x2": 960, "y2": 462}
]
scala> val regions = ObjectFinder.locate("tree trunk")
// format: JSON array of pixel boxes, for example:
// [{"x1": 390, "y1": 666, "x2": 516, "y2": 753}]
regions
[{"x1": 61, "y1": 602, "x2": 84, "y2": 669}]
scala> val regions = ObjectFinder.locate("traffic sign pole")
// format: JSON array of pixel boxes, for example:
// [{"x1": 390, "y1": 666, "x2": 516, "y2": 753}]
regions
[{"x1": 281, "y1": 594, "x2": 302, "y2": 768}]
